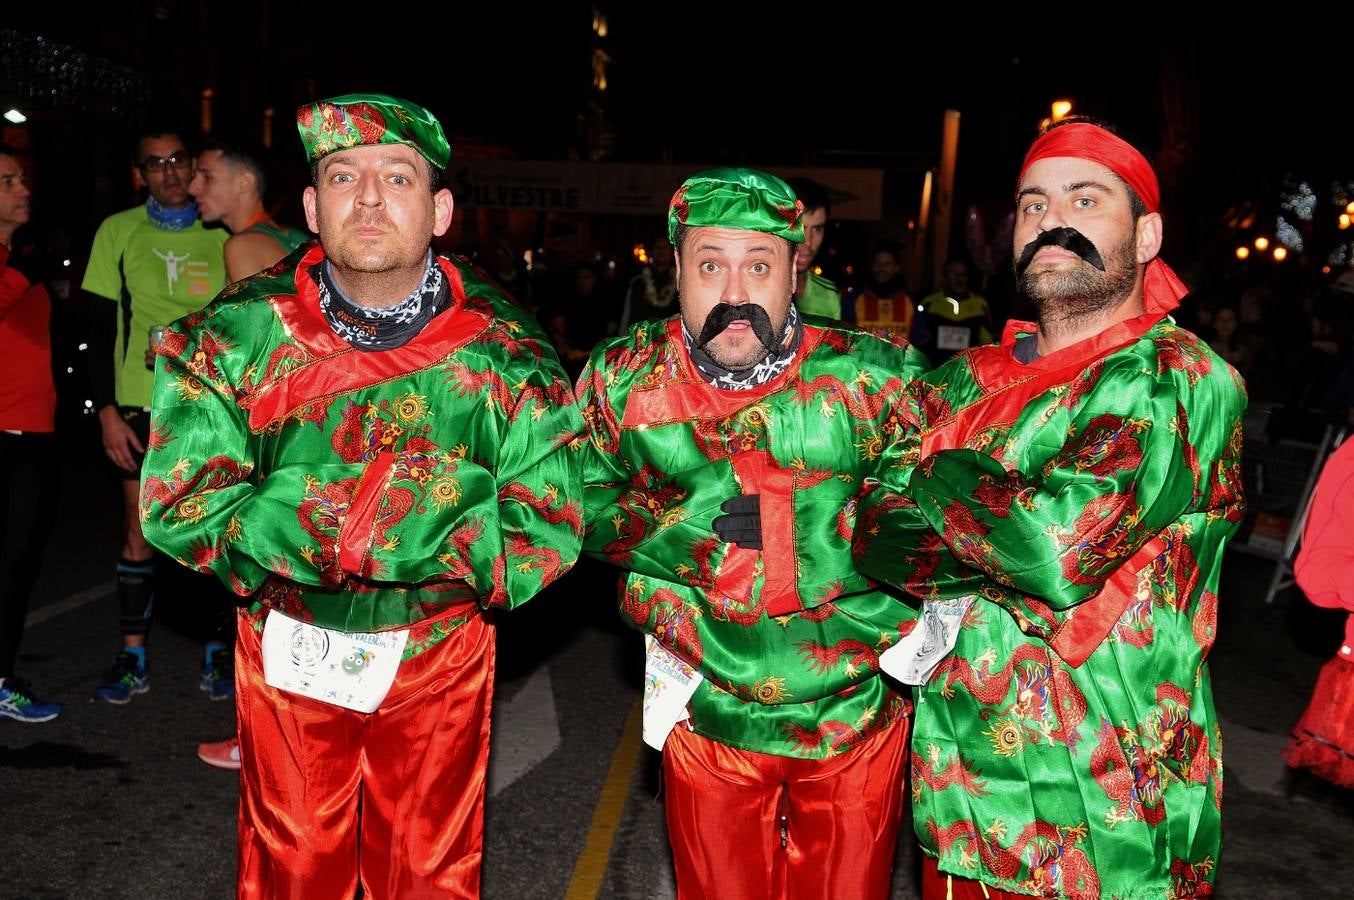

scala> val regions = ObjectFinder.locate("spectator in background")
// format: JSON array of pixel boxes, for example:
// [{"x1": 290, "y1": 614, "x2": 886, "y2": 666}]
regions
[
  {"x1": 843, "y1": 243, "x2": 929, "y2": 346},
  {"x1": 81, "y1": 124, "x2": 228, "y2": 705},
  {"x1": 1207, "y1": 304, "x2": 1250, "y2": 371},
  {"x1": 1284, "y1": 434, "x2": 1354, "y2": 788},
  {"x1": 918, "y1": 259, "x2": 995, "y2": 363},
  {"x1": 190, "y1": 139, "x2": 308, "y2": 282},
  {"x1": 619, "y1": 238, "x2": 677, "y2": 331},
  {"x1": 0, "y1": 143, "x2": 62, "y2": 723},
  {"x1": 187, "y1": 137, "x2": 311, "y2": 770},
  {"x1": 784, "y1": 177, "x2": 842, "y2": 319},
  {"x1": 541, "y1": 263, "x2": 602, "y2": 379}
]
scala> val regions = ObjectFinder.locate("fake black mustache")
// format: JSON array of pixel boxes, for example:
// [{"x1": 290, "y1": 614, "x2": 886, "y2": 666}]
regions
[
  {"x1": 695, "y1": 303, "x2": 778, "y2": 354},
  {"x1": 1015, "y1": 227, "x2": 1105, "y2": 275}
]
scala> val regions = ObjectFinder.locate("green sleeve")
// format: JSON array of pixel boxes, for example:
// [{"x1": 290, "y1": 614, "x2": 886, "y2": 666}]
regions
[
  {"x1": 860, "y1": 359, "x2": 1245, "y2": 643},
  {"x1": 909, "y1": 368, "x2": 1226, "y2": 611},
  {"x1": 353, "y1": 356, "x2": 585, "y2": 609},
  {"x1": 82, "y1": 214, "x2": 128, "y2": 302},
  {"x1": 574, "y1": 345, "x2": 714, "y2": 588},
  {"x1": 139, "y1": 325, "x2": 358, "y2": 594}
]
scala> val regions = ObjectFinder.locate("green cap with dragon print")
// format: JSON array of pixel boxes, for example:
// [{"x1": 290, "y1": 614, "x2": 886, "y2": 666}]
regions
[{"x1": 296, "y1": 93, "x2": 451, "y2": 170}]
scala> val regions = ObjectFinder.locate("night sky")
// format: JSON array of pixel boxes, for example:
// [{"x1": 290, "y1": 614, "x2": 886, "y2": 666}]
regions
[{"x1": 6, "y1": 8, "x2": 1351, "y2": 272}]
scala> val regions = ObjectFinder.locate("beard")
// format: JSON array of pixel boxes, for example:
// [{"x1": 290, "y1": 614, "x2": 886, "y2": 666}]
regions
[
  {"x1": 686, "y1": 301, "x2": 787, "y2": 371},
  {"x1": 321, "y1": 207, "x2": 430, "y2": 277},
  {"x1": 1016, "y1": 227, "x2": 1138, "y2": 326}
]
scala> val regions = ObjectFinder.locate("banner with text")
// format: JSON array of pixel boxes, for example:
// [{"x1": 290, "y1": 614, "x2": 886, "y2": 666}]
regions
[{"x1": 448, "y1": 161, "x2": 883, "y2": 221}]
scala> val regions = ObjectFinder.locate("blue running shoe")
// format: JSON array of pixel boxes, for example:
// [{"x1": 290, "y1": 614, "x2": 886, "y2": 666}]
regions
[
  {"x1": 92, "y1": 651, "x2": 149, "y2": 704},
  {"x1": 199, "y1": 646, "x2": 235, "y2": 702},
  {"x1": 0, "y1": 677, "x2": 62, "y2": 723}
]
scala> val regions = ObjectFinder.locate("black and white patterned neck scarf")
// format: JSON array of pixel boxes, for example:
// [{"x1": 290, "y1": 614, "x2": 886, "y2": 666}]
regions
[
  {"x1": 312, "y1": 251, "x2": 448, "y2": 351},
  {"x1": 683, "y1": 305, "x2": 803, "y2": 390}
]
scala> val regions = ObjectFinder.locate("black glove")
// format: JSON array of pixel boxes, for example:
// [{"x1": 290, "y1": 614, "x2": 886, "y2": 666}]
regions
[{"x1": 713, "y1": 494, "x2": 762, "y2": 550}]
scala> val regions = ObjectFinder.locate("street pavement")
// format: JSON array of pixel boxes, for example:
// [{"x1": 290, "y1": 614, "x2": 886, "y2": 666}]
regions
[{"x1": 2, "y1": 436, "x2": 1351, "y2": 899}]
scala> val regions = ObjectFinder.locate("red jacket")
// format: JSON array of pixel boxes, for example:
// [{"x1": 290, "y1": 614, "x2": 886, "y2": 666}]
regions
[
  {"x1": 1295, "y1": 436, "x2": 1354, "y2": 654},
  {"x1": 0, "y1": 242, "x2": 55, "y2": 432}
]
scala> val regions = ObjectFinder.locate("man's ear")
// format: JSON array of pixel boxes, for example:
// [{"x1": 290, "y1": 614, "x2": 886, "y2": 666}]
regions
[
  {"x1": 237, "y1": 168, "x2": 258, "y2": 199},
  {"x1": 432, "y1": 188, "x2": 454, "y2": 237},
  {"x1": 1135, "y1": 212, "x2": 1163, "y2": 264},
  {"x1": 302, "y1": 186, "x2": 319, "y2": 234}
]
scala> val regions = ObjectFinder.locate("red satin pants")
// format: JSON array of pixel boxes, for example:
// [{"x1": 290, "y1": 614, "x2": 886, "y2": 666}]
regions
[
  {"x1": 661, "y1": 720, "x2": 909, "y2": 900},
  {"x1": 234, "y1": 609, "x2": 494, "y2": 899}
]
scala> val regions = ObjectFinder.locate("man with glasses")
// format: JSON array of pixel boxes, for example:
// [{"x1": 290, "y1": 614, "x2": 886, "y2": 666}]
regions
[{"x1": 82, "y1": 126, "x2": 228, "y2": 704}]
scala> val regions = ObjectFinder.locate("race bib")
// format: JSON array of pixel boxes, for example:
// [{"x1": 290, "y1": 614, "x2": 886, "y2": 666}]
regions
[
  {"x1": 642, "y1": 635, "x2": 703, "y2": 750},
  {"x1": 879, "y1": 596, "x2": 975, "y2": 685},
  {"x1": 936, "y1": 325, "x2": 972, "y2": 351},
  {"x1": 261, "y1": 609, "x2": 408, "y2": 713}
]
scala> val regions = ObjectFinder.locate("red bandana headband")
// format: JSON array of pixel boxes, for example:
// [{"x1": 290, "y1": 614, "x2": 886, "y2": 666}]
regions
[{"x1": 1019, "y1": 123, "x2": 1185, "y2": 315}]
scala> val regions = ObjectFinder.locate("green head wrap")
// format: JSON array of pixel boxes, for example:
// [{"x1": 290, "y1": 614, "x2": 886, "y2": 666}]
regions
[
  {"x1": 667, "y1": 167, "x2": 805, "y2": 245},
  {"x1": 296, "y1": 93, "x2": 450, "y2": 169}
]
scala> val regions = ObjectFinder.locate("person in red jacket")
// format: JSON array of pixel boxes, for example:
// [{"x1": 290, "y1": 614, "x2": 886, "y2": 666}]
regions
[
  {"x1": 0, "y1": 142, "x2": 62, "y2": 723},
  {"x1": 1285, "y1": 434, "x2": 1354, "y2": 787}
]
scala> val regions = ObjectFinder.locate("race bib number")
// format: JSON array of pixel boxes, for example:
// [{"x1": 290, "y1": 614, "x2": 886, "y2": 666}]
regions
[
  {"x1": 936, "y1": 325, "x2": 972, "y2": 351},
  {"x1": 642, "y1": 635, "x2": 703, "y2": 750},
  {"x1": 879, "y1": 596, "x2": 975, "y2": 685},
  {"x1": 261, "y1": 609, "x2": 408, "y2": 713}
]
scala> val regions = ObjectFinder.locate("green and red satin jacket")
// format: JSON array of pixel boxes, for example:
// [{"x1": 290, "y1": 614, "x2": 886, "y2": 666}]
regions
[
  {"x1": 578, "y1": 314, "x2": 930, "y2": 758},
  {"x1": 140, "y1": 244, "x2": 584, "y2": 652},
  {"x1": 856, "y1": 313, "x2": 1247, "y2": 898}
]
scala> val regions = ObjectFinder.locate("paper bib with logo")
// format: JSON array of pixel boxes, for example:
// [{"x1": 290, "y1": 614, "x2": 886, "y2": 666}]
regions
[
  {"x1": 879, "y1": 595, "x2": 974, "y2": 685},
  {"x1": 261, "y1": 609, "x2": 409, "y2": 713},
  {"x1": 936, "y1": 324, "x2": 972, "y2": 351},
  {"x1": 642, "y1": 635, "x2": 703, "y2": 751}
]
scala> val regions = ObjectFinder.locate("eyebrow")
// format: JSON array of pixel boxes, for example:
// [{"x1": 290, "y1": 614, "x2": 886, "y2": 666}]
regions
[
  {"x1": 1066, "y1": 180, "x2": 1115, "y2": 194},
  {"x1": 324, "y1": 153, "x2": 418, "y2": 168},
  {"x1": 691, "y1": 242, "x2": 777, "y2": 254},
  {"x1": 1017, "y1": 179, "x2": 1116, "y2": 202}
]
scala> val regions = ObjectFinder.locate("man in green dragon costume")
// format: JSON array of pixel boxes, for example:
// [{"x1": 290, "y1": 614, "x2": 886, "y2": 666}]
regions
[
  {"x1": 140, "y1": 93, "x2": 583, "y2": 898},
  {"x1": 856, "y1": 120, "x2": 1247, "y2": 899},
  {"x1": 578, "y1": 167, "x2": 930, "y2": 899}
]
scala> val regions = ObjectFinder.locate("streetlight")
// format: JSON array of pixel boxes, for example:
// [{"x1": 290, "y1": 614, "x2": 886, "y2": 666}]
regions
[
  {"x1": 1236, "y1": 246, "x2": 1251, "y2": 260},
  {"x1": 1038, "y1": 100, "x2": 1073, "y2": 133},
  {"x1": 1273, "y1": 246, "x2": 1288, "y2": 262},
  {"x1": 1254, "y1": 236, "x2": 1270, "y2": 251}
]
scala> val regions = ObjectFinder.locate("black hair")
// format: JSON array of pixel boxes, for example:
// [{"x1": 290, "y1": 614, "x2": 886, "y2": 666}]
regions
[
  {"x1": 201, "y1": 139, "x2": 269, "y2": 197},
  {"x1": 785, "y1": 177, "x2": 830, "y2": 216},
  {"x1": 873, "y1": 241, "x2": 904, "y2": 264},
  {"x1": 132, "y1": 124, "x2": 187, "y2": 163}
]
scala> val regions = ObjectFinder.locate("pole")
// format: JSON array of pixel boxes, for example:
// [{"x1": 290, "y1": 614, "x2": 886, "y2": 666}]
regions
[{"x1": 931, "y1": 109, "x2": 961, "y2": 295}]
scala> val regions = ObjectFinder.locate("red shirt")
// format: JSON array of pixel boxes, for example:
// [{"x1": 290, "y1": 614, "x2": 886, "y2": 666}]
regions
[
  {"x1": 1295, "y1": 436, "x2": 1354, "y2": 654},
  {"x1": 0, "y1": 243, "x2": 55, "y2": 432}
]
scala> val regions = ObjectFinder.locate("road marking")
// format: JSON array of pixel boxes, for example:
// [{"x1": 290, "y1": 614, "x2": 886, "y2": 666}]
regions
[
  {"x1": 565, "y1": 697, "x2": 643, "y2": 900},
  {"x1": 489, "y1": 666, "x2": 561, "y2": 797},
  {"x1": 25, "y1": 583, "x2": 112, "y2": 628}
]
